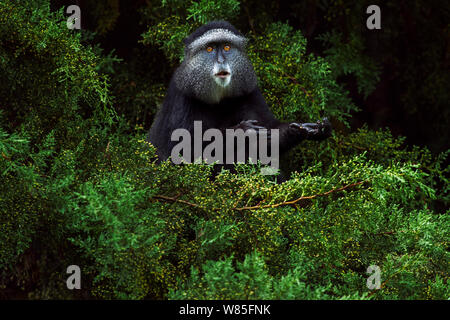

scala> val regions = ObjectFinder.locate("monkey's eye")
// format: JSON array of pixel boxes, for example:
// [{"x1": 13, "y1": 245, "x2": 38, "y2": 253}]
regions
[
  {"x1": 224, "y1": 45, "x2": 230, "y2": 52},
  {"x1": 206, "y1": 46, "x2": 214, "y2": 52}
]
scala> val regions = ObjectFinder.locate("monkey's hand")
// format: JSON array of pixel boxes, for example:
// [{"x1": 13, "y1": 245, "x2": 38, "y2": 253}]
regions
[
  {"x1": 233, "y1": 120, "x2": 271, "y2": 139},
  {"x1": 289, "y1": 117, "x2": 332, "y2": 141},
  {"x1": 235, "y1": 120, "x2": 265, "y2": 131}
]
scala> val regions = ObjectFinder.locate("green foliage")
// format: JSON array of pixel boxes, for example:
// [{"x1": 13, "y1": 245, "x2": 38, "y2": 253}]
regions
[
  {"x1": 86, "y1": 0, "x2": 120, "y2": 35},
  {"x1": 247, "y1": 23, "x2": 358, "y2": 125},
  {"x1": 187, "y1": 0, "x2": 240, "y2": 24},
  {"x1": 169, "y1": 252, "x2": 357, "y2": 300},
  {"x1": 66, "y1": 171, "x2": 166, "y2": 299},
  {"x1": 0, "y1": 0, "x2": 448, "y2": 300},
  {"x1": 318, "y1": 31, "x2": 381, "y2": 99}
]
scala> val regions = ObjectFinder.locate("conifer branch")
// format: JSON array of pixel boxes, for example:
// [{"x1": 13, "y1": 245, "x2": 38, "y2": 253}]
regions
[
  {"x1": 152, "y1": 180, "x2": 368, "y2": 212},
  {"x1": 235, "y1": 180, "x2": 367, "y2": 211}
]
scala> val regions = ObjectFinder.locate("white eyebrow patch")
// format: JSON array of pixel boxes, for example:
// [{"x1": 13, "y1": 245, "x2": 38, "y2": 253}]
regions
[{"x1": 188, "y1": 28, "x2": 247, "y2": 52}]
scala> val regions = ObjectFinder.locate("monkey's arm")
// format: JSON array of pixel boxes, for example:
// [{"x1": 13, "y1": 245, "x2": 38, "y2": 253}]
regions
[
  {"x1": 228, "y1": 118, "x2": 331, "y2": 154},
  {"x1": 289, "y1": 118, "x2": 332, "y2": 140},
  {"x1": 277, "y1": 118, "x2": 332, "y2": 152},
  {"x1": 239, "y1": 90, "x2": 332, "y2": 152}
]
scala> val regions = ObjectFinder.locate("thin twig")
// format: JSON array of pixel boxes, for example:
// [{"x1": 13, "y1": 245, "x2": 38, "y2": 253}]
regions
[
  {"x1": 153, "y1": 194, "x2": 202, "y2": 209},
  {"x1": 2, "y1": 152, "x2": 11, "y2": 160},
  {"x1": 283, "y1": 72, "x2": 317, "y2": 104},
  {"x1": 104, "y1": 141, "x2": 112, "y2": 170}
]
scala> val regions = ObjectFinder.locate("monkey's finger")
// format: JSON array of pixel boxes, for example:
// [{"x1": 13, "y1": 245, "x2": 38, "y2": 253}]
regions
[
  {"x1": 301, "y1": 123, "x2": 320, "y2": 130},
  {"x1": 290, "y1": 123, "x2": 308, "y2": 131},
  {"x1": 250, "y1": 125, "x2": 266, "y2": 130},
  {"x1": 238, "y1": 120, "x2": 266, "y2": 130},
  {"x1": 321, "y1": 118, "x2": 332, "y2": 129},
  {"x1": 247, "y1": 123, "x2": 267, "y2": 130}
]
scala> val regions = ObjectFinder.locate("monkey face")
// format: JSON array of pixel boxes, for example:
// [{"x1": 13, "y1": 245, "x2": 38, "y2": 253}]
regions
[
  {"x1": 175, "y1": 31, "x2": 258, "y2": 105},
  {"x1": 205, "y1": 43, "x2": 233, "y2": 88}
]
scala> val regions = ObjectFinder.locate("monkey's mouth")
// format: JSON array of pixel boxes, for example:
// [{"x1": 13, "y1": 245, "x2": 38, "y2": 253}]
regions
[{"x1": 215, "y1": 71, "x2": 230, "y2": 78}]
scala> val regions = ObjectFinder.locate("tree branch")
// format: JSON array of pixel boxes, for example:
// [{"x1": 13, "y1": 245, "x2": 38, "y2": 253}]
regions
[
  {"x1": 235, "y1": 180, "x2": 367, "y2": 211},
  {"x1": 152, "y1": 180, "x2": 368, "y2": 212}
]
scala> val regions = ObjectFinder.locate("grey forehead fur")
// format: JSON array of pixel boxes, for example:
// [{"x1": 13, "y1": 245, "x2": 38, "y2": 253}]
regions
[{"x1": 187, "y1": 28, "x2": 247, "y2": 53}]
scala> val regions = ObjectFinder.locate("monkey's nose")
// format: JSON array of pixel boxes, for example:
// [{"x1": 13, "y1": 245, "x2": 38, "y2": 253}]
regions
[{"x1": 217, "y1": 54, "x2": 225, "y2": 64}]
